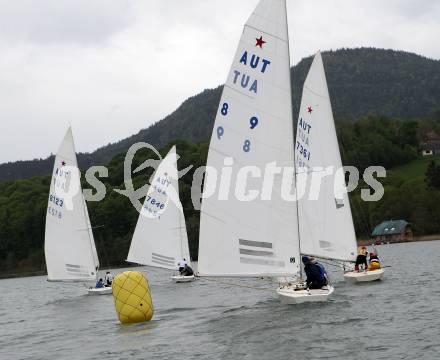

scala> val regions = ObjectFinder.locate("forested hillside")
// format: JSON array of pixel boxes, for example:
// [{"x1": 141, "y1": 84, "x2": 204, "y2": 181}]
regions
[
  {"x1": 2, "y1": 115, "x2": 440, "y2": 276},
  {"x1": 1, "y1": 48, "x2": 439, "y2": 182}
]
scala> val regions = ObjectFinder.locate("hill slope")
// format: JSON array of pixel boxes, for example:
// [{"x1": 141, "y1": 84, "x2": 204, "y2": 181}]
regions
[{"x1": 1, "y1": 48, "x2": 439, "y2": 182}]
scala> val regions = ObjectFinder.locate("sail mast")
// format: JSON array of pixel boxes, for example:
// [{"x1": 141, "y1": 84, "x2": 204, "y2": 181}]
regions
[{"x1": 284, "y1": 0, "x2": 303, "y2": 279}]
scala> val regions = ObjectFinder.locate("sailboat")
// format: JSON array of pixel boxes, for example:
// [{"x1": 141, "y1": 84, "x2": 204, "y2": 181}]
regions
[
  {"x1": 44, "y1": 127, "x2": 112, "y2": 295},
  {"x1": 343, "y1": 245, "x2": 385, "y2": 282},
  {"x1": 126, "y1": 146, "x2": 194, "y2": 283},
  {"x1": 294, "y1": 52, "x2": 384, "y2": 283},
  {"x1": 198, "y1": 0, "x2": 331, "y2": 304}
]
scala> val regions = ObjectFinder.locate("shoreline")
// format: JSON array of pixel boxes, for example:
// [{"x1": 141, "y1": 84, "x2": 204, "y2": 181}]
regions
[
  {"x1": 358, "y1": 235, "x2": 440, "y2": 246},
  {"x1": 0, "y1": 264, "x2": 137, "y2": 281},
  {"x1": 2, "y1": 237, "x2": 439, "y2": 280}
]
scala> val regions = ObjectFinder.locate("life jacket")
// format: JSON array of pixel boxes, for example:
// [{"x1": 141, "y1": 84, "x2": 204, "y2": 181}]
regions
[
  {"x1": 369, "y1": 261, "x2": 381, "y2": 270},
  {"x1": 369, "y1": 253, "x2": 381, "y2": 270}
]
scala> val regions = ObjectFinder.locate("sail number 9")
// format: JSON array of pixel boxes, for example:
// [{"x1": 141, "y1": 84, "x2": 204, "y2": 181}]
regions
[
  {"x1": 249, "y1": 116, "x2": 258, "y2": 129},
  {"x1": 217, "y1": 126, "x2": 224, "y2": 139}
]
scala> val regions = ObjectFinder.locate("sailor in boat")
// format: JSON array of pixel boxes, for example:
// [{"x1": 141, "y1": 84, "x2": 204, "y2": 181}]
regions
[
  {"x1": 302, "y1": 256, "x2": 328, "y2": 289},
  {"x1": 178, "y1": 259, "x2": 188, "y2": 274},
  {"x1": 181, "y1": 263, "x2": 194, "y2": 277},
  {"x1": 95, "y1": 278, "x2": 105, "y2": 289},
  {"x1": 104, "y1": 271, "x2": 114, "y2": 287},
  {"x1": 310, "y1": 257, "x2": 329, "y2": 284},
  {"x1": 354, "y1": 246, "x2": 369, "y2": 272},
  {"x1": 368, "y1": 251, "x2": 381, "y2": 270}
]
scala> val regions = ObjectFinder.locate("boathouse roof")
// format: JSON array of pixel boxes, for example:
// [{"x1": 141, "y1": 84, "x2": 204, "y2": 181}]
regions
[{"x1": 372, "y1": 220, "x2": 410, "y2": 236}]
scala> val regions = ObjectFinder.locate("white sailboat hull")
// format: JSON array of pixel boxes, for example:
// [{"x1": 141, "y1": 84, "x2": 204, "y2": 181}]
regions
[
  {"x1": 343, "y1": 269, "x2": 384, "y2": 283},
  {"x1": 171, "y1": 275, "x2": 195, "y2": 283},
  {"x1": 87, "y1": 287, "x2": 113, "y2": 295},
  {"x1": 276, "y1": 285, "x2": 334, "y2": 304}
]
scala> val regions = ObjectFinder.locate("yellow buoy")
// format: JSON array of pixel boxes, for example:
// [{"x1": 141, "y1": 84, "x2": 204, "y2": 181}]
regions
[{"x1": 112, "y1": 271, "x2": 154, "y2": 324}]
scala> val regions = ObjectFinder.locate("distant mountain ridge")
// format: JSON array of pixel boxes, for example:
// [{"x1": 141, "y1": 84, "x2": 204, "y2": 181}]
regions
[{"x1": 1, "y1": 47, "x2": 439, "y2": 182}]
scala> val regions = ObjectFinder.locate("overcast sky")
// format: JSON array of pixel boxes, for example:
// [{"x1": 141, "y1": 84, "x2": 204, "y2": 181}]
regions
[{"x1": 0, "y1": 0, "x2": 439, "y2": 163}]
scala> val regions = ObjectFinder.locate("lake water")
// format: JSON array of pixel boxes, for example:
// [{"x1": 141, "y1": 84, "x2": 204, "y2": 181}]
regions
[{"x1": 1, "y1": 241, "x2": 439, "y2": 360}]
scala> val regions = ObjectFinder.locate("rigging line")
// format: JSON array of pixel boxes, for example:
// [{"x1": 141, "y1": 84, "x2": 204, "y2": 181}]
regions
[
  {"x1": 309, "y1": 258, "x2": 347, "y2": 269},
  {"x1": 285, "y1": 17, "x2": 303, "y2": 279},
  {"x1": 196, "y1": 276, "x2": 275, "y2": 293},
  {"x1": 351, "y1": 179, "x2": 373, "y2": 237},
  {"x1": 339, "y1": 134, "x2": 372, "y2": 238},
  {"x1": 101, "y1": 233, "x2": 111, "y2": 270},
  {"x1": 355, "y1": 198, "x2": 372, "y2": 238}
]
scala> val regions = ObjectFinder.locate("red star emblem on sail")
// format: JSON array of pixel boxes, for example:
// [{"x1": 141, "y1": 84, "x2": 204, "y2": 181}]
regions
[
  {"x1": 255, "y1": 36, "x2": 266, "y2": 49},
  {"x1": 307, "y1": 106, "x2": 313, "y2": 114}
]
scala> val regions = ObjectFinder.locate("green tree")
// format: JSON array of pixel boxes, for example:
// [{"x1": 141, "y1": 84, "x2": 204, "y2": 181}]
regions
[{"x1": 425, "y1": 160, "x2": 440, "y2": 189}]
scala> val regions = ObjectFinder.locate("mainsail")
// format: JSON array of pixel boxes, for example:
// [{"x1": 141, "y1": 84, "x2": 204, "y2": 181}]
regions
[
  {"x1": 44, "y1": 127, "x2": 99, "y2": 281},
  {"x1": 126, "y1": 146, "x2": 191, "y2": 270},
  {"x1": 198, "y1": 0, "x2": 300, "y2": 277},
  {"x1": 295, "y1": 52, "x2": 357, "y2": 262}
]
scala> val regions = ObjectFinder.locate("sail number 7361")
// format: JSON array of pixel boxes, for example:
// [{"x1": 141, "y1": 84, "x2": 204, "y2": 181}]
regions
[{"x1": 296, "y1": 141, "x2": 311, "y2": 161}]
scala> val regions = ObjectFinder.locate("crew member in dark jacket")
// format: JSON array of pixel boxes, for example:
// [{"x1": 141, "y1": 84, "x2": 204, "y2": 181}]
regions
[
  {"x1": 95, "y1": 278, "x2": 104, "y2": 288},
  {"x1": 302, "y1": 256, "x2": 327, "y2": 289},
  {"x1": 181, "y1": 264, "x2": 194, "y2": 276}
]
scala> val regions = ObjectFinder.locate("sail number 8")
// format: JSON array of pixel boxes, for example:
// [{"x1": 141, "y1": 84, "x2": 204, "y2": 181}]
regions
[
  {"x1": 243, "y1": 140, "x2": 251, "y2": 152},
  {"x1": 221, "y1": 103, "x2": 229, "y2": 116}
]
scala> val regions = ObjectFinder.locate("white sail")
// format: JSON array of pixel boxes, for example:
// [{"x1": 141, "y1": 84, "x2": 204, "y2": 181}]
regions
[
  {"x1": 198, "y1": 0, "x2": 300, "y2": 277},
  {"x1": 44, "y1": 127, "x2": 98, "y2": 281},
  {"x1": 295, "y1": 52, "x2": 357, "y2": 262},
  {"x1": 126, "y1": 146, "x2": 191, "y2": 270}
]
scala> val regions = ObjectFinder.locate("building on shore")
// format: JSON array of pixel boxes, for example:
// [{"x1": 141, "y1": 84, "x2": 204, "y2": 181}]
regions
[
  {"x1": 421, "y1": 131, "x2": 440, "y2": 156},
  {"x1": 371, "y1": 220, "x2": 413, "y2": 243}
]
